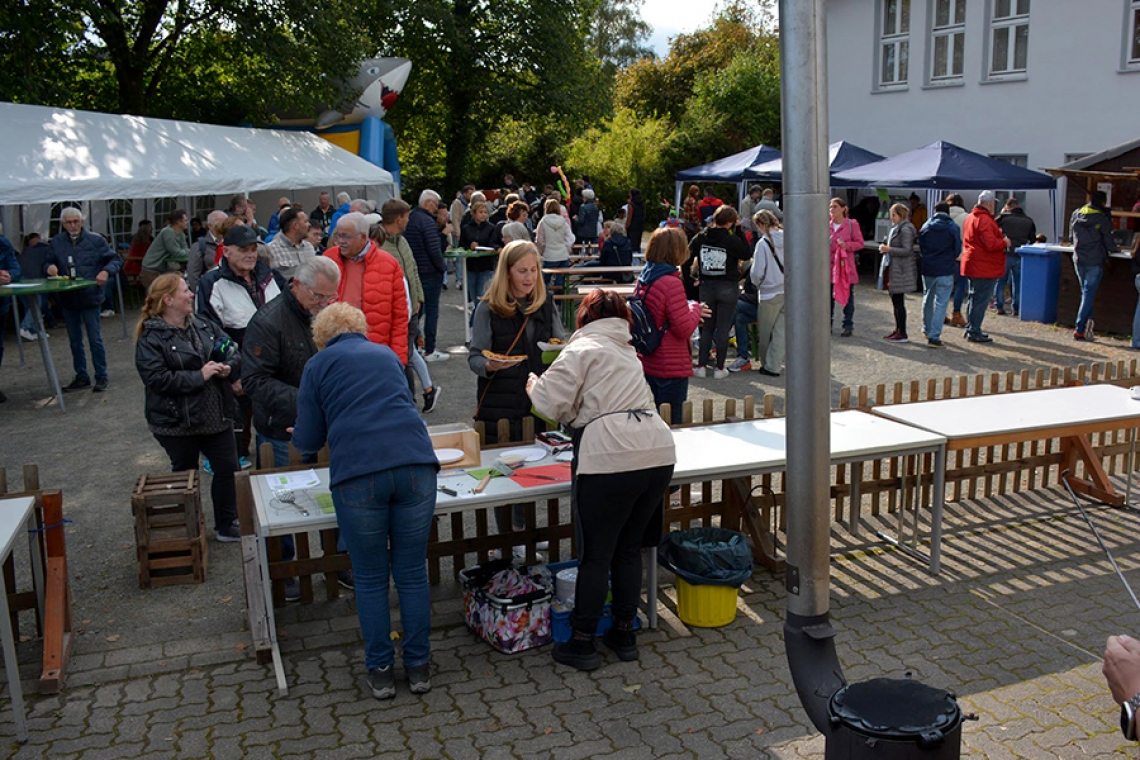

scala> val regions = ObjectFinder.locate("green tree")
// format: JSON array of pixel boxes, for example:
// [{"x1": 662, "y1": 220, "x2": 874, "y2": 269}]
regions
[
  {"x1": 589, "y1": 0, "x2": 654, "y2": 78},
  {"x1": 564, "y1": 108, "x2": 672, "y2": 216}
]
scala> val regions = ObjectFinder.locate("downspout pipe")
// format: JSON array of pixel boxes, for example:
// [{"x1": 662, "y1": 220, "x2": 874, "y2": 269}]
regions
[{"x1": 779, "y1": 0, "x2": 847, "y2": 734}]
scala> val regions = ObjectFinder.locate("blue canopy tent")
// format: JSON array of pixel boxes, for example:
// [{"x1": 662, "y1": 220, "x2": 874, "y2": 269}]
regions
[
  {"x1": 674, "y1": 144, "x2": 781, "y2": 211},
  {"x1": 745, "y1": 141, "x2": 885, "y2": 183},
  {"x1": 832, "y1": 140, "x2": 1059, "y2": 237}
]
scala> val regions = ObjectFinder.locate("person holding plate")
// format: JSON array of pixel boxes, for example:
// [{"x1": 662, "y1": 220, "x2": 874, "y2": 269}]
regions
[{"x1": 467, "y1": 240, "x2": 563, "y2": 551}]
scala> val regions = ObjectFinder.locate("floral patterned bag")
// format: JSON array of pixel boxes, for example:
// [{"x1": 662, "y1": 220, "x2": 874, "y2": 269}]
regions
[{"x1": 460, "y1": 559, "x2": 553, "y2": 654}]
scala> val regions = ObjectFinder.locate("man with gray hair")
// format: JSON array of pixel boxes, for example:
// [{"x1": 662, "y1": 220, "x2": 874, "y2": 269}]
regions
[
  {"x1": 327, "y1": 192, "x2": 357, "y2": 235},
  {"x1": 405, "y1": 189, "x2": 449, "y2": 361},
  {"x1": 44, "y1": 207, "x2": 121, "y2": 392},
  {"x1": 756, "y1": 188, "x2": 783, "y2": 222},
  {"x1": 188, "y1": 210, "x2": 228, "y2": 293},
  {"x1": 242, "y1": 255, "x2": 348, "y2": 597}
]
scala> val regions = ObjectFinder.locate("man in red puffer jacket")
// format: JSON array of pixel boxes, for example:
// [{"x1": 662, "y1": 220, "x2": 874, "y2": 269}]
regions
[{"x1": 960, "y1": 190, "x2": 1011, "y2": 344}]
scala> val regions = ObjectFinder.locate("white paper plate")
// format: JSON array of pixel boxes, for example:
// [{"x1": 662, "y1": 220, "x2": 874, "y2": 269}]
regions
[
  {"x1": 538, "y1": 341, "x2": 566, "y2": 352},
  {"x1": 435, "y1": 448, "x2": 466, "y2": 465},
  {"x1": 500, "y1": 446, "x2": 546, "y2": 463}
]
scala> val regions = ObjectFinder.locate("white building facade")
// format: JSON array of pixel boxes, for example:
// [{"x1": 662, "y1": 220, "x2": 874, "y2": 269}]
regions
[{"x1": 826, "y1": 0, "x2": 1140, "y2": 235}]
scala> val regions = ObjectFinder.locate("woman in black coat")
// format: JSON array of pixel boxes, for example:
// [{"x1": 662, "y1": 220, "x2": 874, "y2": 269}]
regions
[
  {"x1": 626, "y1": 189, "x2": 646, "y2": 254},
  {"x1": 134, "y1": 273, "x2": 242, "y2": 542}
]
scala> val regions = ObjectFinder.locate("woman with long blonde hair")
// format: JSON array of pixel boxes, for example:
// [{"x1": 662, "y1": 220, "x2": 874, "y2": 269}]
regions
[{"x1": 134, "y1": 273, "x2": 242, "y2": 541}]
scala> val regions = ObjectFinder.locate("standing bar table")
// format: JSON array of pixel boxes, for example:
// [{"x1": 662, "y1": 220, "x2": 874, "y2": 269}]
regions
[{"x1": 0, "y1": 278, "x2": 98, "y2": 412}]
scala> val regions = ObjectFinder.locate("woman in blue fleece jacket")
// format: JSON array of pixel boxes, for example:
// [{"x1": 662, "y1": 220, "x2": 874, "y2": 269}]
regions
[{"x1": 292, "y1": 302, "x2": 439, "y2": 701}]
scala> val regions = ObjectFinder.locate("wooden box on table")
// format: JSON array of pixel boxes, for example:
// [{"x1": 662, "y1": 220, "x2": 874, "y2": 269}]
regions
[{"x1": 131, "y1": 471, "x2": 207, "y2": 588}]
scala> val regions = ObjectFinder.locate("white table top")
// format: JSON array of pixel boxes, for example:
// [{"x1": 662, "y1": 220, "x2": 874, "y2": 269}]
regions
[
  {"x1": 872, "y1": 384, "x2": 1140, "y2": 442},
  {"x1": 670, "y1": 410, "x2": 945, "y2": 484},
  {"x1": 250, "y1": 410, "x2": 945, "y2": 536},
  {"x1": 0, "y1": 498, "x2": 34, "y2": 559},
  {"x1": 575, "y1": 283, "x2": 636, "y2": 295}
]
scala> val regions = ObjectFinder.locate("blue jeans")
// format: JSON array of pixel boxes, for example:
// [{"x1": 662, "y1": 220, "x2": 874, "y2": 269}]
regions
[
  {"x1": 995, "y1": 256, "x2": 1021, "y2": 313},
  {"x1": 921, "y1": 275, "x2": 954, "y2": 340},
  {"x1": 1133, "y1": 275, "x2": 1140, "y2": 349},
  {"x1": 62, "y1": 306, "x2": 107, "y2": 381},
  {"x1": 420, "y1": 273, "x2": 444, "y2": 354},
  {"x1": 952, "y1": 270, "x2": 967, "y2": 312},
  {"x1": 332, "y1": 465, "x2": 436, "y2": 671},
  {"x1": 19, "y1": 295, "x2": 51, "y2": 333},
  {"x1": 467, "y1": 269, "x2": 494, "y2": 325},
  {"x1": 965, "y1": 278, "x2": 997, "y2": 338},
  {"x1": 646, "y1": 375, "x2": 688, "y2": 425},
  {"x1": 542, "y1": 259, "x2": 569, "y2": 289},
  {"x1": 733, "y1": 299, "x2": 758, "y2": 360},
  {"x1": 1075, "y1": 264, "x2": 1104, "y2": 334}
]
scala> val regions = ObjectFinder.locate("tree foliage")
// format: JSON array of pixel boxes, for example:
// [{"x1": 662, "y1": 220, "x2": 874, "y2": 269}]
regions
[{"x1": 564, "y1": 108, "x2": 671, "y2": 215}]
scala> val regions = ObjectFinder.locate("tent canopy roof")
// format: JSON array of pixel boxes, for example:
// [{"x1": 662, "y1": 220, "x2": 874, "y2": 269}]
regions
[
  {"x1": 675, "y1": 144, "x2": 781, "y2": 183},
  {"x1": 831, "y1": 140, "x2": 1056, "y2": 190},
  {"x1": 0, "y1": 101, "x2": 396, "y2": 205},
  {"x1": 744, "y1": 141, "x2": 885, "y2": 182}
]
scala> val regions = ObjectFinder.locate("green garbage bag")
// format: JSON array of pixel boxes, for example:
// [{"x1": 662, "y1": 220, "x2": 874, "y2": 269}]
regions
[{"x1": 657, "y1": 527, "x2": 753, "y2": 587}]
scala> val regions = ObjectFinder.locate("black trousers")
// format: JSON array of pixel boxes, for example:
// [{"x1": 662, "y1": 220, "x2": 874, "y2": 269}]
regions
[
  {"x1": 891, "y1": 292, "x2": 908, "y2": 336},
  {"x1": 153, "y1": 427, "x2": 239, "y2": 530},
  {"x1": 571, "y1": 464, "x2": 674, "y2": 634}
]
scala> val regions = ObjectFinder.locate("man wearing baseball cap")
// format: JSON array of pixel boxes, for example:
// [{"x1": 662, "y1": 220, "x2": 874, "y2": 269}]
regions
[
  {"x1": 959, "y1": 190, "x2": 1011, "y2": 344},
  {"x1": 197, "y1": 223, "x2": 287, "y2": 467}
]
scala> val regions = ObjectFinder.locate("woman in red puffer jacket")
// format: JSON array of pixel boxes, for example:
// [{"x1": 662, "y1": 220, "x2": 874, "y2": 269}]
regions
[{"x1": 636, "y1": 228, "x2": 705, "y2": 425}]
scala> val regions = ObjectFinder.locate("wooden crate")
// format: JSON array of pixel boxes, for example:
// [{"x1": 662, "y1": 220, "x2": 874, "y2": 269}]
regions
[{"x1": 132, "y1": 472, "x2": 207, "y2": 588}]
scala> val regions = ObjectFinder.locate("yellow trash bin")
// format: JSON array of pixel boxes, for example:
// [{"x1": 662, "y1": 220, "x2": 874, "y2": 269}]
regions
[{"x1": 675, "y1": 577, "x2": 738, "y2": 628}]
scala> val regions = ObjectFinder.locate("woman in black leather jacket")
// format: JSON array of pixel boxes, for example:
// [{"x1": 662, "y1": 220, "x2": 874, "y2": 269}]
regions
[{"x1": 135, "y1": 273, "x2": 243, "y2": 542}]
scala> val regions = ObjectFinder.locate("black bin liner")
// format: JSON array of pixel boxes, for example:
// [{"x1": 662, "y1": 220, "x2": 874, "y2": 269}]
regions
[{"x1": 657, "y1": 527, "x2": 753, "y2": 587}]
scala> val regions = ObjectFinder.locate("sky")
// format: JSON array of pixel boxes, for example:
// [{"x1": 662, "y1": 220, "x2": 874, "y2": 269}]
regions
[{"x1": 639, "y1": 0, "x2": 726, "y2": 58}]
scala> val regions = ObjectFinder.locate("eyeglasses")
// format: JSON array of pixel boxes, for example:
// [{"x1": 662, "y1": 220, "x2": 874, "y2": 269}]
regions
[
  {"x1": 332, "y1": 231, "x2": 360, "y2": 241},
  {"x1": 305, "y1": 284, "x2": 337, "y2": 304}
]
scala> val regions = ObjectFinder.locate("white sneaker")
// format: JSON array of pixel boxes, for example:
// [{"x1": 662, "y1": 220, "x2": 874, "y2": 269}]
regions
[
  {"x1": 424, "y1": 350, "x2": 451, "y2": 362},
  {"x1": 694, "y1": 366, "x2": 709, "y2": 378},
  {"x1": 100, "y1": 309, "x2": 115, "y2": 318},
  {"x1": 19, "y1": 328, "x2": 38, "y2": 342},
  {"x1": 712, "y1": 368, "x2": 730, "y2": 380}
]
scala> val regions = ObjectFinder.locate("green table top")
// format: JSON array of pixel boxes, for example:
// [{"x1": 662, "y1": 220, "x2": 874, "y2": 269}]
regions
[
  {"x1": 443, "y1": 248, "x2": 500, "y2": 259},
  {"x1": 0, "y1": 278, "x2": 99, "y2": 297}
]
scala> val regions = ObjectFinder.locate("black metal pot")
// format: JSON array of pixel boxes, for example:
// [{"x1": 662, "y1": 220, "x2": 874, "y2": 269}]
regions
[{"x1": 825, "y1": 677, "x2": 963, "y2": 759}]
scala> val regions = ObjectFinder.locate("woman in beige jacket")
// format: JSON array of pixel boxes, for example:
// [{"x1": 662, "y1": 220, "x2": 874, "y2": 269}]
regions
[{"x1": 527, "y1": 289, "x2": 675, "y2": 671}]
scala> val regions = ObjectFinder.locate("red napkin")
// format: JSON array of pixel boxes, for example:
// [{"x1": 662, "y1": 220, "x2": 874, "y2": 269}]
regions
[{"x1": 509, "y1": 462, "x2": 572, "y2": 488}]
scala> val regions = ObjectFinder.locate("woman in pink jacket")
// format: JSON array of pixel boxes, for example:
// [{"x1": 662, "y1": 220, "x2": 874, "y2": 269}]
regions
[
  {"x1": 829, "y1": 198, "x2": 864, "y2": 337},
  {"x1": 635, "y1": 228, "x2": 705, "y2": 425}
]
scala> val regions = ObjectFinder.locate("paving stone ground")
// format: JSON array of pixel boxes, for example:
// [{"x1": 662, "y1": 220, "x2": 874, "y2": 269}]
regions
[{"x1": 1, "y1": 280, "x2": 1139, "y2": 758}]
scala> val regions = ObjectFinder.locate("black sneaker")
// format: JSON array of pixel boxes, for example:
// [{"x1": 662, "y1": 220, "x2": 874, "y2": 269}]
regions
[
  {"x1": 283, "y1": 577, "x2": 301, "y2": 602},
  {"x1": 602, "y1": 627, "x2": 638, "y2": 662},
  {"x1": 368, "y1": 666, "x2": 396, "y2": 700},
  {"x1": 215, "y1": 520, "x2": 241, "y2": 543},
  {"x1": 63, "y1": 377, "x2": 91, "y2": 392},
  {"x1": 839, "y1": 328, "x2": 853, "y2": 338},
  {"x1": 93, "y1": 377, "x2": 109, "y2": 392},
  {"x1": 406, "y1": 662, "x2": 432, "y2": 694},
  {"x1": 927, "y1": 337, "x2": 944, "y2": 347},
  {"x1": 337, "y1": 569, "x2": 355, "y2": 590},
  {"x1": 552, "y1": 636, "x2": 601, "y2": 671},
  {"x1": 0, "y1": 390, "x2": 6, "y2": 404},
  {"x1": 422, "y1": 385, "x2": 440, "y2": 414},
  {"x1": 757, "y1": 368, "x2": 781, "y2": 377},
  {"x1": 966, "y1": 333, "x2": 993, "y2": 344}
]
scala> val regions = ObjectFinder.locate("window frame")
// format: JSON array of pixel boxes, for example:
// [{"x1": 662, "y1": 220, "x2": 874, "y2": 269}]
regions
[
  {"x1": 875, "y1": 0, "x2": 912, "y2": 91},
  {"x1": 49, "y1": 201, "x2": 83, "y2": 238},
  {"x1": 988, "y1": 154, "x2": 1029, "y2": 207},
  {"x1": 1123, "y1": 0, "x2": 1140, "y2": 71},
  {"x1": 984, "y1": 0, "x2": 1030, "y2": 82},
  {"x1": 928, "y1": 0, "x2": 967, "y2": 85},
  {"x1": 107, "y1": 199, "x2": 134, "y2": 253}
]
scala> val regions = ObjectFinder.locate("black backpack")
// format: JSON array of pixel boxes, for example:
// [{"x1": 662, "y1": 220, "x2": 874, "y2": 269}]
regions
[{"x1": 627, "y1": 277, "x2": 670, "y2": 355}]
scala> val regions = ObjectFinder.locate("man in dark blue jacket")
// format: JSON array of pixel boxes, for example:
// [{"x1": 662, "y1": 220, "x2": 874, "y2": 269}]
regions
[
  {"x1": 404, "y1": 190, "x2": 448, "y2": 361},
  {"x1": 0, "y1": 233, "x2": 20, "y2": 403},
  {"x1": 918, "y1": 203, "x2": 961, "y2": 347},
  {"x1": 45, "y1": 208, "x2": 121, "y2": 392}
]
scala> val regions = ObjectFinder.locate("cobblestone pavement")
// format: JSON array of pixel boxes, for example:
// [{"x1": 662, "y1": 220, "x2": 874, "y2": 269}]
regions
[{"x1": 1, "y1": 483, "x2": 1139, "y2": 758}]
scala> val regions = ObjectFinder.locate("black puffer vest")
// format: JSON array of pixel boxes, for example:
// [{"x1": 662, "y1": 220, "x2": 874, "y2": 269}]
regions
[{"x1": 476, "y1": 298, "x2": 555, "y2": 426}]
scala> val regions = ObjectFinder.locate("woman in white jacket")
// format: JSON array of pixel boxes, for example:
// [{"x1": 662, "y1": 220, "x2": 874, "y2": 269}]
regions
[
  {"x1": 535, "y1": 197, "x2": 576, "y2": 284},
  {"x1": 750, "y1": 209, "x2": 786, "y2": 377},
  {"x1": 527, "y1": 289, "x2": 675, "y2": 672}
]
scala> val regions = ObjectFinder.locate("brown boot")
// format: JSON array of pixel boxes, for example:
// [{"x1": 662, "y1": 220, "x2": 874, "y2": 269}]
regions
[{"x1": 950, "y1": 311, "x2": 967, "y2": 327}]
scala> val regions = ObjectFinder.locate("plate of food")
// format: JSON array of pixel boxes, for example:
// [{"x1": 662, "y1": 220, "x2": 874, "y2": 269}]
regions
[
  {"x1": 500, "y1": 446, "x2": 547, "y2": 463},
  {"x1": 435, "y1": 448, "x2": 466, "y2": 465},
  {"x1": 481, "y1": 350, "x2": 526, "y2": 364},
  {"x1": 46, "y1": 275, "x2": 68, "y2": 280},
  {"x1": 538, "y1": 339, "x2": 566, "y2": 352}
]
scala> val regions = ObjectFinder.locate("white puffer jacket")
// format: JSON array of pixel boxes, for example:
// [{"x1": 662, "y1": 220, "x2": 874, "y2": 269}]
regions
[{"x1": 536, "y1": 212, "x2": 575, "y2": 264}]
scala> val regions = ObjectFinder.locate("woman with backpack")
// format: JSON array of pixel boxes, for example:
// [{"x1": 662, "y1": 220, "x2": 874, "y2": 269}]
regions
[
  {"x1": 750, "y1": 210, "x2": 786, "y2": 377},
  {"x1": 527, "y1": 289, "x2": 675, "y2": 671},
  {"x1": 634, "y1": 228, "x2": 705, "y2": 425}
]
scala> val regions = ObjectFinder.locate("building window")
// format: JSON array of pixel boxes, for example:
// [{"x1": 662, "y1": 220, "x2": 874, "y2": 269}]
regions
[
  {"x1": 153, "y1": 197, "x2": 180, "y2": 222},
  {"x1": 1127, "y1": 0, "x2": 1140, "y2": 68},
  {"x1": 107, "y1": 199, "x2": 134, "y2": 253},
  {"x1": 930, "y1": 0, "x2": 966, "y2": 82},
  {"x1": 878, "y1": 0, "x2": 911, "y2": 89},
  {"x1": 191, "y1": 195, "x2": 217, "y2": 222},
  {"x1": 989, "y1": 154, "x2": 1028, "y2": 206},
  {"x1": 988, "y1": 0, "x2": 1029, "y2": 78},
  {"x1": 49, "y1": 201, "x2": 83, "y2": 238}
]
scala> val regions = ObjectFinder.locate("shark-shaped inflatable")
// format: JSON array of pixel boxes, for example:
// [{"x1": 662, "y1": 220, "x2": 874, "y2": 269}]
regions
[{"x1": 275, "y1": 57, "x2": 412, "y2": 129}]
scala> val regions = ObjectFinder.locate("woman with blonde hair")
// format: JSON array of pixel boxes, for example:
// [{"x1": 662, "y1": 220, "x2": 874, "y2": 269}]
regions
[
  {"x1": 134, "y1": 273, "x2": 242, "y2": 542},
  {"x1": 750, "y1": 209, "x2": 786, "y2": 376},
  {"x1": 878, "y1": 202, "x2": 918, "y2": 342},
  {"x1": 293, "y1": 302, "x2": 439, "y2": 700},
  {"x1": 467, "y1": 240, "x2": 564, "y2": 548}
]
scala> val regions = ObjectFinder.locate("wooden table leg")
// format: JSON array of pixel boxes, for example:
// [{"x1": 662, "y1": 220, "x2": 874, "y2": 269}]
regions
[
  {"x1": 730, "y1": 477, "x2": 785, "y2": 573},
  {"x1": 1061, "y1": 435, "x2": 1124, "y2": 507},
  {"x1": 39, "y1": 490, "x2": 70, "y2": 695}
]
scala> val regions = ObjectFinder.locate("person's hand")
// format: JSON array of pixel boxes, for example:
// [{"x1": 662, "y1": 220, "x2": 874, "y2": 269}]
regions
[
  {"x1": 201, "y1": 361, "x2": 224, "y2": 381},
  {"x1": 525, "y1": 372, "x2": 539, "y2": 395},
  {"x1": 1104, "y1": 635, "x2": 1140, "y2": 703},
  {"x1": 216, "y1": 363, "x2": 232, "y2": 379},
  {"x1": 95, "y1": 270, "x2": 109, "y2": 286},
  {"x1": 1004, "y1": 236, "x2": 1013, "y2": 248},
  {"x1": 232, "y1": 378, "x2": 244, "y2": 396},
  {"x1": 46, "y1": 265, "x2": 58, "y2": 277},
  {"x1": 0, "y1": 270, "x2": 10, "y2": 285},
  {"x1": 485, "y1": 358, "x2": 520, "y2": 372},
  {"x1": 698, "y1": 303, "x2": 712, "y2": 324},
  {"x1": 878, "y1": 243, "x2": 890, "y2": 254},
  {"x1": 837, "y1": 240, "x2": 846, "y2": 251}
]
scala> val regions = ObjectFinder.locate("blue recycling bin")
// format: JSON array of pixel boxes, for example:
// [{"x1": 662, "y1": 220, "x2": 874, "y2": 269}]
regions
[{"x1": 1017, "y1": 245, "x2": 1064, "y2": 324}]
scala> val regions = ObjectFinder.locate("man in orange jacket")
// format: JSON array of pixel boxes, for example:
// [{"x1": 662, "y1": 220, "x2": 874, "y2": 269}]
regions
[{"x1": 960, "y1": 190, "x2": 1011, "y2": 344}]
